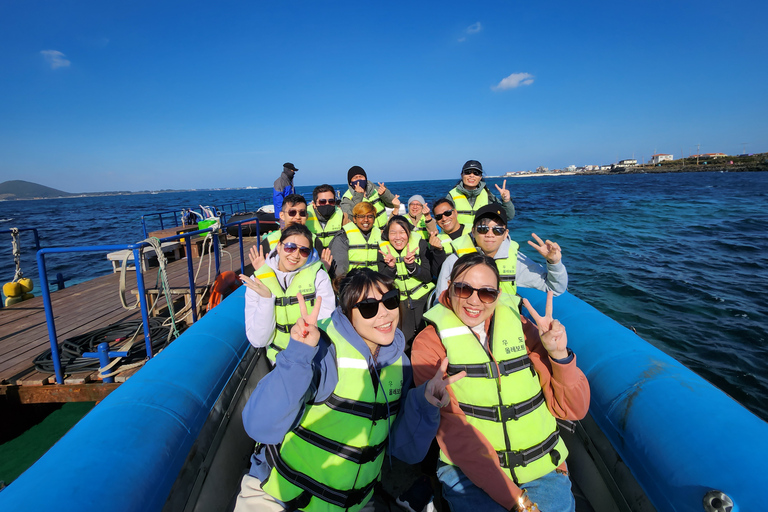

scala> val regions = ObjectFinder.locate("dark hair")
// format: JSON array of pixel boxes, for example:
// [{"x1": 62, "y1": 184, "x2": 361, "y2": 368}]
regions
[
  {"x1": 450, "y1": 252, "x2": 500, "y2": 289},
  {"x1": 336, "y1": 268, "x2": 395, "y2": 320},
  {"x1": 432, "y1": 197, "x2": 455, "y2": 211},
  {"x1": 312, "y1": 184, "x2": 335, "y2": 203},
  {"x1": 282, "y1": 194, "x2": 307, "y2": 210},
  {"x1": 383, "y1": 215, "x2": 412, "y2": 241},
  {"x1": 279, "y1": 223, "x2": 313, "y2": 246}
]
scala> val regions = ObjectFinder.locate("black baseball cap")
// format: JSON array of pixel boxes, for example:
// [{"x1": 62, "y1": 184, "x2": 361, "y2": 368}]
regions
[
  {"x1": 462, "y1": 160, "x2": 483, "y2": 174},
  {"x1": 284, "y1": 162, "x2": 298, "y2": 171},
  {"x1": 474, "y1": 204, "x2": 507, "y2": 226}
]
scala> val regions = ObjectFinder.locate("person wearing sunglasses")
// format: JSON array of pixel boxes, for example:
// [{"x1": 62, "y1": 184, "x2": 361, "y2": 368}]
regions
[
  {"x1": 272, "y1": 162, "x2": 298, "y2": 221},
  {"x1": 236, "y1": 268, "x2": 466, "y2": 511},
  {"x1": 240, "y1": 223, "x2": 334, "y2": 364},
  {"x1": 260, "y1": 193, "x2": 317, "y2": 255},
  {"x1": 426, "y1": 198, "x2": 469, "y2": 277},
  {"x1": 379, "y1": 215, "x2": 435, "y2": 352},
  {"x1": 340, "y1": 165, "x2": 399, "y2": 229},
  {"x1": 328, "y1": 201, "x2": 384, "y2": 278},
  {"x1": 306, "y1": 184, "x2": 349, "y2": 249},
  {"x1": 446, "y1": 160, "x2": 515, "y2": 229},
  {"x1": 412, "y1": 252, "x2": 589, "y2": 512},
  {"x1": 435, "y1": 204, "x2": 568, "y2": 307}
]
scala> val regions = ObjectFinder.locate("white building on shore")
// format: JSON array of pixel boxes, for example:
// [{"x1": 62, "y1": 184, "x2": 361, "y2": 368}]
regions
[{"x1": 651, "y1": 154, "x2": 673, "y2": 165}]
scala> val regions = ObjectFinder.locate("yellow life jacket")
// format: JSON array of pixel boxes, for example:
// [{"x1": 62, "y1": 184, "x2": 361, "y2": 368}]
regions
[
  {"x1": 423, "y1": 303, "x2": 568, "y2": 484},
  {"x1": 306, "y1": 205, "x2": 344, "y2": 248},
  {"x1": 345, "y1": 225, "x2": 382, "y2": 271},
  {"x1": 405, "y1": 215, "x2": 429, "y2": 240},
  {"x1": 379, "y1": 233, "x2": 434, "y2": 302},
  {"x1": 262, "y1": 317, "x2": 404, "y2": 511},
  {"x1": 449, "y1": 234, "x2": 519, "y2": 299},
  {"x1": 342, "y1": 188, "x2": 388, "y2": 228},
  {"x1": 448, "y1": 186, "x2": 490, "y2": 229},
  {"x1": 253, "y1": 260, "x2": 322, "y2": 363}
]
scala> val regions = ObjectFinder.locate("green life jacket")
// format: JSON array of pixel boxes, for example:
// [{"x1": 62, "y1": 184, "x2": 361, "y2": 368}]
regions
[
  {"x1": 306, "y1": 205, "x2": 344, "y2": 248},
  {"x1": 262, "y1": 229, "x2": 316, "y2": 252},
  {"x1": 405, "y1": 215, "x2": 429, "y2": 240},
  {"x1": 345, "y1": 225, "x2": 382, "y2": 271},
  {"x1": 379, "y1": 233, "x2": 435, "y2": 302},
  {"x1": 450, "y1": 234, "x2": 519, "y2": 299},
  {"x1": 262, "y1": 317, "x2": 404, "y2": 511},
  {"x1": 342, "y1": 188, "x2": 388, "y2": 228},
  {"x1": 423, "y1": 303, "x2": 568, "y2": 484},
  {"x1": 253, "y1": 260, "x2": 322, "y2": 363},
  {"x1": 449, "y1": 186, "x2": 490, "y2": 229}
]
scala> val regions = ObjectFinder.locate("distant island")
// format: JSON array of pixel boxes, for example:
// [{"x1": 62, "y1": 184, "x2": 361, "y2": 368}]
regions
[{"x1": 0, "y1": 180, "x2": 199, "y2": 201}]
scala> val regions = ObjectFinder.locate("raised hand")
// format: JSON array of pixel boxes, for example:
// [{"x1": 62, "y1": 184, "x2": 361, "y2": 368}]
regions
[
  {"x1": 425, "y1": 358, "x2": 466, "y2": 408},
  {"x1": 379, "y1": 249, "x2": 396, "y2": 268},
  {"x1": 428, "y1": 230, "x2": 444, "y2": 250},
  {"x1": 403, "y1": 244, "x2": 417, "y2": 265},
  {"x1": 290, "y1": 293, "x2": 323, "y2": 347},
  {"x1": 522, "y1": 290, "x2": 568, "y2": 360},
  {"x1": 494, "y1": 179, "x2": 511, "y2": 203},
  {"x1": 354, "y1": 181, "x2": 365, "y2": 194},
  {"x1": 239, "y1": 274, "x2": 272, "y2": 298},
  {"x1": 422, "y1": 202, "x2": 431, "y2": 220},
  {"x1": 249, "y1": 244, "x2": 267, "y2": 270},
  {"x1": 321, "y1": 247, "x2": 333, "y2": 271},
  {"x1": 377, "y1": 182, "x2": 386, "y2": 195},
  {"x1": 391, "y1": 194, "x2": 401, "y2": 209},
  {"x1": 527, "y1": 233, "x2": 562, "y2": 264}
]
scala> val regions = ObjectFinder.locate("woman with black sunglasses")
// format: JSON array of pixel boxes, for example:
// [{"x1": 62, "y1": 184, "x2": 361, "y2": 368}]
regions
[
  {"x1": 446, "y1": 160, "x2": 515, "y2": 229},
  {"x1": 240, "y1": 223, "x2": 335, "y2": 364},
  {"x1": 235, "y1": 268, "x2": 465, "y2": 511},
  {"x1": 412, "y1": 253, "x2": 590, "y2": 512}
]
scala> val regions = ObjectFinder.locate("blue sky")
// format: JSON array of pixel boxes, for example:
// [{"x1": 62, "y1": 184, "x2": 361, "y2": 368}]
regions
[{"x1": 1, "y1": 0, "x2": 766, "y2": 192}]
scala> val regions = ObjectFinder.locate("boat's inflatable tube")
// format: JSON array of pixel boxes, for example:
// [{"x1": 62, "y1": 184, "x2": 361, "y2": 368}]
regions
[
  {"x1": 519, "y1": 288, "x2": 767, "y2": 512},
  {"x1": 0, "y1": 287, "x2": 250, "y2": 512}
]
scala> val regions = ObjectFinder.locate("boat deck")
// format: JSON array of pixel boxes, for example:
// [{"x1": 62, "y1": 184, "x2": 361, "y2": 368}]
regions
[{"x1": 0, "y1": 235, "x2": 260, "y2": 404}]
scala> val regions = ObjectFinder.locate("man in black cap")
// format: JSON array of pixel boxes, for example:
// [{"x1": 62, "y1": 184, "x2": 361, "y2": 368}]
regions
[
  {"x1": 272, "y1": 162, "x2": 298, "y2": 221},
  {"x1": 445, "y1": 160, "x2": 515, "y2": 229},
  {"x1": 339, "y1": 165, "x2": 398, "y2": 229},
  {"x1": 434, "y1": 204, "x2": 568, "y2": 305}
]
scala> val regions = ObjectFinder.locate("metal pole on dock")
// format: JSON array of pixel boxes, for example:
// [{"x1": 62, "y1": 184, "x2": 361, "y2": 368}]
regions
[
  {"x1": 36, "y1": 251, "x2": 65, "y2": 384},
  {"x1": 133, "y1": 246, "x2": 154, "y2": 358}
]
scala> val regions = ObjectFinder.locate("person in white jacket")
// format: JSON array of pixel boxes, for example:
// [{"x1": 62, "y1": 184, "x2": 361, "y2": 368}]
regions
[{"x1": 239, "y1": 224, "x2": 335, "y2": 364}]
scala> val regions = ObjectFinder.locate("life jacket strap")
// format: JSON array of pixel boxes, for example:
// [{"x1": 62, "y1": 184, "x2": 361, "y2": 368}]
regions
[
  {"x1": 275, "y1": 323, "x2": 292, "y2": 334},
  {"x1": 317, "y1": 229, "x2": 343, "y2": 240},
  {"x1": 265, "y1": 444, "x2": 375, "y2": 509},
  {"x1": 348, "y1": 244, "x2": 378, "y2": 250},
  {"x1": 326, "y1": 393, "x2": 400, "y2": 421},
  {"x1": 274, "y1": 293, "x2": 317, "y2": 307},
  {"x1": 499, "y1": 274, "x2": 516, "y2": 283},
  {"x1": 556, "y1": 419, "x2": 577, "y2": 433},
  {"x1": 497, "y1": 431, "x2": 560, "y2": 469},
  {"x1": 458, "y1": 389, "x2": 545, "y2": 422},
  {"x1": 293, "y1": 425, "x2": 388, "y2": 465},
  {"x1": 447, "y1": 354, "x2": 533, "y2": 379}
]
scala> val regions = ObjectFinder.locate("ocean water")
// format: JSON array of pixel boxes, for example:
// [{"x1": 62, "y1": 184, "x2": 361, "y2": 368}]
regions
[{"x1": 1, "y1": 171, "x2": 767, "y2": 422}]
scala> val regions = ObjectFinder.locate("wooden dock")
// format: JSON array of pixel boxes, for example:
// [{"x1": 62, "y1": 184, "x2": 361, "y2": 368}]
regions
[{"x1": 0, "y1": 235, "x2": 260, "y2": 404}]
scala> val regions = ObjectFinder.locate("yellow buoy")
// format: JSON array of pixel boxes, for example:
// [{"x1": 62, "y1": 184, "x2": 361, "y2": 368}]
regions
[
  {"x1": 5, "y1": 295, "x2": 23, "y2": 307},
  {"x1": 18, "y1": 278, "x2": 34, "y2": 293},
  {"x1": 22, "y1": 292, "x2": 34, "y2": 301},
  {"x1": 3, "y1": 282, "x2": 21, "y2": 298}
]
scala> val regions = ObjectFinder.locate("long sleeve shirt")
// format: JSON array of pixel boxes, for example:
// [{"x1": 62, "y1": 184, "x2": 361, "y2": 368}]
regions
[
  {"x1": 446, "y1": 181, "x2": 515, "y2": 222},
  {"x1": 411, "y1": 296, "x2": 590, "y2": 509}
]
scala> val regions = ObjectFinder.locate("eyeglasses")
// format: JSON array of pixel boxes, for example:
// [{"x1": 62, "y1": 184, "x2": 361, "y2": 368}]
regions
[
  {"x1": 451, "y1": 282, "x2": 500, "y2": 304},
  {"x1": 355, "y1": 214, "x2": 375, "y2": 220},
  {"x1": 352, "y1": 289, "x2": 400, "y2": 319},
  {"x1": 434, "y1": 209, "x2": 455, "y2": 221},
  {"x1": 286, "y1": 209, "x2": 307, "y2": 218},
  {"x1": 281, "y1": 242, "x2": 312, "y2": 257},
  {"x1": 475, "y1": 224, "x2": 506, "y2": 236},
  {"x1": 316, "y1": 198, "x2": 337, "y2": 206},
  {"x1": 462, "y1": 169, "x2": 483, "y2": 177}
]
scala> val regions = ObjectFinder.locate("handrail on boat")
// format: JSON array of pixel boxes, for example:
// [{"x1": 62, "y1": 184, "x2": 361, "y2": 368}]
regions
[
  {"x1": 139, "y1": 200, "x2": 262, "y2": 239},
  {"x1": 35, "y1": 216, "x2": 261, "y2": 385},
  {"x1": 0, "y1": 226, "x2": 41, "y2": 250}
]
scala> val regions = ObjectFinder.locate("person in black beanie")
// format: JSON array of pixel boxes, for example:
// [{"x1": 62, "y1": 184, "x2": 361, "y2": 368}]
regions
[
  {"x1": 273, "y1": 162, "x2": 298, "y2": 221},
  {"x1": 339, "y1": 165, "x2": 398, "y2": 229}
]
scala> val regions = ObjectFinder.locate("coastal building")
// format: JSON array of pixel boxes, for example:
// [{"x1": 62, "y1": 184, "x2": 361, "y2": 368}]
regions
[
  {"x1": 536, "y1": 166, "x2": 549, "y2": 173},
  {"x1": 600, "y1": 165, "x2": 612, "y2": 171},
  {"x1": 584, "y1": 165, "x2": 599, "y2": 171},
  {"x1": 565, "y1": 165, "x2": 577, "y2": 172},
  {"x1": 651, "y1": 154, "x2": 673, "y2": 165},
  {"x1": 619, "y1": 159, "x2": 637, "y2": 166},
  {"x1": 690, "y1": 153, "x2": 727, "y2": 159}
]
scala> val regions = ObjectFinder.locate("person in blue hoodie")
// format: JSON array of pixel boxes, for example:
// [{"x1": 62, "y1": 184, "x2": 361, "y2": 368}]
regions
[{"x1": 235, "y1": 268, "x2": 465, "y2": 511}]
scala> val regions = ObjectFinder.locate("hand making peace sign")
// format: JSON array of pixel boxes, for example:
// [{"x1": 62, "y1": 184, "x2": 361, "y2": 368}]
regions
[
  {"x1": 523, "y1": 290, "x2": 568, "y2": 360},
  {"x1": 494, "y1": 179, "x2": 511, "y2": 203},
  {"x1": 290, "y1": 293, "x2": 323, "y2": 347},
  {"x1": 527, "y1": 233, "x2": 562, "y2": 264},
  {"x1": 424, "y1": 357, "x2": 466, "y2": 408},
  {"x1": 379, "y1": 248, "x2": 396, "y2": 268},
  {"x1": 403, "y1": 244, "x2": 417, "y2": 265}
]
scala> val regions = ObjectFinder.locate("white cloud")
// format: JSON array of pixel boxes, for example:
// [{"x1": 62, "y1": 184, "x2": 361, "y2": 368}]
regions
[
  {"x1": 459, "y1": 22, "x2": 482, "y2": 42},
  {"x1": 493, "y1": 72, "x2": 535, "y2": 91},
  {"x1": 40, "y1": 50, "x2": 71, "y2": 69}
]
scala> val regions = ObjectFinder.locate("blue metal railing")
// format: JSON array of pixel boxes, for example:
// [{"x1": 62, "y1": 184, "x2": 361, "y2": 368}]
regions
[
  {"x1": 140, "y1": 201, "x2": 260, "y2": 239},
  {"x1": 35, "y1": 216, "x2": 262, "y2": 385}
]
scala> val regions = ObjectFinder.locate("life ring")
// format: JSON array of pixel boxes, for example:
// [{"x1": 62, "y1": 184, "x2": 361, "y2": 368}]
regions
[{"x1": 206, "y1": 271, "x2": 242, "y2": 311}]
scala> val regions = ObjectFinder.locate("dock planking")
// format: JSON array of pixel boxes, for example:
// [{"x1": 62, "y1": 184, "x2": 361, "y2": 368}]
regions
[{"x1": 0, "y1": 235, "x2": 260, "y2": 402}]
